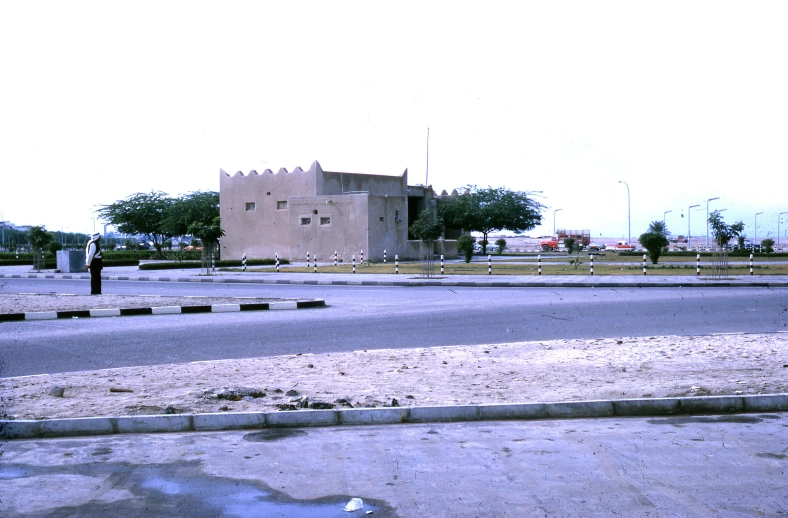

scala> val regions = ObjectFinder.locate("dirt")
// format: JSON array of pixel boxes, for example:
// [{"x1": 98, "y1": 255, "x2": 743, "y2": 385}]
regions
[{"x1": 2, "y1": 325, "x2": 786, "y2": 420}]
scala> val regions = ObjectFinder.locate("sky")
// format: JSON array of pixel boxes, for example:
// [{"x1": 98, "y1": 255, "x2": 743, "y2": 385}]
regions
[{"x1": 2, "y1": 1, "x2": 787, "y2": 243}]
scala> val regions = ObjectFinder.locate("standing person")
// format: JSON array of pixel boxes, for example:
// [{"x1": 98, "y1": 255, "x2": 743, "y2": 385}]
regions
[{"x1": 85, "y1": 233, "x2": 103, "y2": 295}]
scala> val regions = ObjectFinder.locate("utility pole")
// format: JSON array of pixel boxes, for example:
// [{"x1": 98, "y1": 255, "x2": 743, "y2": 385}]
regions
[
  {"x1": 688, "y1": 204, "x2": 700, "y2": 249},
  {"x1": 425, "y1": 127, "x2": 430, "y2": 186},
  {"x1": 618, "y1": 181, "x2": 630, "y2": 244}
]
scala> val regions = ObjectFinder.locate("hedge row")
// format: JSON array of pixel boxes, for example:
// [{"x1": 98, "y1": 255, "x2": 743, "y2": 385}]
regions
[{"x1": 138, "y1": 258, "x2": 288, "y2": 271}]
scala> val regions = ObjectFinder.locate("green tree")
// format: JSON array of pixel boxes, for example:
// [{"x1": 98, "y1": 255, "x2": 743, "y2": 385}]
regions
[
  {"x1": 456, "y1": 234, "x2": 476, "y2": 263},
  {"x1": 27, "y1": 226, "x2": 53, "y2": 252},
  {"x1": 162, "y1": 191, "x2": 220, "y2": 238},
  {"x1": 563, "y1": 237, "x2": 583, "y2": 268},
  {"x1": 187, "y1": 216, "x2": 224, "y2": 251},
  {"x1": 98, "y1": 191, "x2": 175, "y2": 258},
  {"x1": 27, "y1": 226, "x2": 53, "y2": 271},
  {"x1": 438, "y1": 185, "x2": 544, "y2": 254},
  {"x1": 761, "y1": 238, "x2": 775, "y2": 254},
  {"x1": 707, "y1": 211, "x2": 745, "y2": 248},
  {"x1": 409, "y1": 210, "x2": 444, "y2": 241},
  {"x1": 494, "y1": 238, "x2": 507, "y2": 255},
  {"x1": 639, "y1": 220, "x2": 670, "y2": 264}
]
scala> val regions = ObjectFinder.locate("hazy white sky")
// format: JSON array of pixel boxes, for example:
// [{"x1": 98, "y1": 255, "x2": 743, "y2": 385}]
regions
[{"x1": 2, "y1": 1, "x2": 787, "y2": 242}]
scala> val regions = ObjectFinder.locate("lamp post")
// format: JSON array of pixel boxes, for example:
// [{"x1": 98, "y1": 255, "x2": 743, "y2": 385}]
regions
[
  {"x1": 688, "y1": 204, "x2": 700, "y2": 249},
  {"x1": 706, "y1": 197, "x2": 720, "y2": 247},
  {"x1": 755, "y1": 212, "x2": 764, "y2": 245},
  {"x1": 779, "y1": 212, "x2": 788, "y2": 249},
  {"x1": 618, "y1": 181, "x2": 630, "y2": 244},
  {"x1": 663, "y1": 210, "x2": 673, "y2": 226},
  {"x1": 0, "y1": 210, "x2": 4, "y2": 250},
  {"x1": 553, "y1": 208, "x2": 563, "y2": 237}
]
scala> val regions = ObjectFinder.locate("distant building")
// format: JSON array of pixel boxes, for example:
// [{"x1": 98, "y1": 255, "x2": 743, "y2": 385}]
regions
[{"x1": 219, "y1": 161, "x2": 457, "y2": 261}]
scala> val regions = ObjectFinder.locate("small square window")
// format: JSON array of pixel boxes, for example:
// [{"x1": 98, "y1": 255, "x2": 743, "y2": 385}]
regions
[
  {"x1": 301, "y1": 217, "x2": 311, "y2": 225},
  {"x1": 277, "y1": 201, "x2": 287, "y2": 210},
  {"x1": 320, "y1": 217, "x2": 331, "y2": 225},
  {"x1": 245, "y1": 202, "x2": 256, "y2": 211},
  {"x1": 379, "y1": 216, "x2": 384, "y2": 222}
]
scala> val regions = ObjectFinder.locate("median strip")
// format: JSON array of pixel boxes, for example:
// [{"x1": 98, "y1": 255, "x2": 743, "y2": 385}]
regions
[{"x1": 2, "y1": 299, "x2": 324, "y2": 322}]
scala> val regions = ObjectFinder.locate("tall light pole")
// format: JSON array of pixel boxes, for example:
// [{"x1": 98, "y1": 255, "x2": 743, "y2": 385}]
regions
[
  {"x1": 618, "y1": 181, "x2": 630, "y2": 244},
  {"x1": 688, "y1": 204, "x2": 700, "y2": 248},
  {"x1": 755, "y1": 212, "x2": 764, "y2": 244},
  {"x1": 0, "y1": 210, "x2": 4, "y2": 249},
  {"x1": 779, "y1": 212, "x2": 788, "y2": 249},
  {"x1": 706, "y1": 197, "x2": 720, "y2": 247},
  {"x1": 663, "y1": 210, "x2": 673, "y2": 226},
  {"x1": 553, "y1": 208, "x2": 563, "y2": 237}
]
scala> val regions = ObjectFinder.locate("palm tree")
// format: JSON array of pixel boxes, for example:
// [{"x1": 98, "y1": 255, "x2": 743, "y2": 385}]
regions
[
  {"x1": 639, "y1": 221, "x2": 669, "y2": 264},
  {"x1": 648, "y1": 221, "x2": 668, "y2": 236}
]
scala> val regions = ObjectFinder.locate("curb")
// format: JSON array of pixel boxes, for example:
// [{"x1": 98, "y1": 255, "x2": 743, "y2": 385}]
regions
[
  {"x1": 2, "y1": 272, "x2": 787, "y2": 289},
  {"x1": 2, "y1": 394, "x2": 786, "y2": 440},
  {"x1": 0, "y1": 299, "x2": 325, "y2": 322}
]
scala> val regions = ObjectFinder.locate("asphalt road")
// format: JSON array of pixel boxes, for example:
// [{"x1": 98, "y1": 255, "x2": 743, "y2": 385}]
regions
[{"x1": 1, "y1": 278, "x2": 787, "y2": 377}]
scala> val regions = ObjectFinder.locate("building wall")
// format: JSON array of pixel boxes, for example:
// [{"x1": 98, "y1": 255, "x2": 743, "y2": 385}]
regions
[
  {"x1": 220, "y1": 160, "x2": 457, "y2": 261},
  {"x1": 219, "y1": 165, "x2": 317, "y2": 260},
  {"x1": 316, "y1": 169, "x2": 407, "y2": 196},
  {"x1": 366, "y1": 194, "x2": 409, "y2": 261},
  {"x1": 288, "y1": 194, "x2": 367, "y2": 261}
]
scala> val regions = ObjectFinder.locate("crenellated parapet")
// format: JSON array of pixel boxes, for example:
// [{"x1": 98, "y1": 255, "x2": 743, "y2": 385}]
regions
[{"x1": 221, "y1": 161, "x2": 322, "y2": 179}]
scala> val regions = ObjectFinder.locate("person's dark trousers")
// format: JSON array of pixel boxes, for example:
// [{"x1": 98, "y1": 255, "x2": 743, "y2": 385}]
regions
[{"x1": 89, "y1": 258, "x2": 103, "y2": 295}]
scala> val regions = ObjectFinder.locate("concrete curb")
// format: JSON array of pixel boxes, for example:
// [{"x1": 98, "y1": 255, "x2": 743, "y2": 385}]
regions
[
  {"x1": 2, "y1": 394, "x2": 786, "y2": 440},
  {"x1": 0, "y1": 299, "x2": 325, "y2": 322},
  {"x1": 2, "y1": 272, "x2": 787, "y2": 289}
]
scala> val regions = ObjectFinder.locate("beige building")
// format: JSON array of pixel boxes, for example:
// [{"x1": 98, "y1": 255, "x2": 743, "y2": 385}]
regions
[{"x1": 220, "y1": 161, "x2": 457, "y2": 262}]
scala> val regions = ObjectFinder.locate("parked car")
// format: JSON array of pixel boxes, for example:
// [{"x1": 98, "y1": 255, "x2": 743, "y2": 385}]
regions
[
  {"x1": 614, "y1": 242, "x2": 636, "y2": 252},
  {"x1": 587, "y1": 242, "x2": 607, "y2": 252},
  {"x1": 474, "y1": 243, "x2": 498, "y2": 254}
]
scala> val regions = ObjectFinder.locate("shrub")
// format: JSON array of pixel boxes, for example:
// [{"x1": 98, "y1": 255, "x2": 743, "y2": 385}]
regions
[
  {"x1": 639, "y1": 232, "x2": 669, "y2": 264},
  {"x1": 761, "y1": 238, "x2": 775, "y2": 254},
  {"x1": 495, "y1": 238, "x2": 507, "y2": 255},
  {"x1": 456, "y1": 234, "x2": 476, "y2": 263}
]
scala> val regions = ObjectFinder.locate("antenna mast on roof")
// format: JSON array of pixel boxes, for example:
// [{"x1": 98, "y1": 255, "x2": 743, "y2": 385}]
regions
[{"x1": 425, "y1": 127, "x2": 430, "y2": 186}]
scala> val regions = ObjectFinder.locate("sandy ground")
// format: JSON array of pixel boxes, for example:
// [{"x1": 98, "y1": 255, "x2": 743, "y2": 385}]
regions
[{"x1": 2, "y1": 324, "x2": 786, "y2": 420}]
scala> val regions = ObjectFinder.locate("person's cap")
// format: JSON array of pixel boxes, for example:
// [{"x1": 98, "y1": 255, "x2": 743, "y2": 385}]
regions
[{"x1": 91, "y1": 233, "x2": 100, "y2": 239}]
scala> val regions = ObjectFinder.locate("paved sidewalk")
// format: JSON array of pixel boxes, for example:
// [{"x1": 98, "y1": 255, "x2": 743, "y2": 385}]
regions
[
  {"x1": 2, "y1": 264, "x2": 788, "y2": 287},
  {"x1": 3, "y1": 413, "x2": 787, "y2": 516}
]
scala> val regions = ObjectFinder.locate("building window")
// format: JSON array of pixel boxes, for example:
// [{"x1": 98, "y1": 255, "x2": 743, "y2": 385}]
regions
[
  {"x1": 277, "y1": 201, "x2": 287, "y2": 210},
  {"x1": 245, "y1": 202, "x2": 256, "y2": 211},
  {"x1": 301, "y1": 217, "x2": 311, "y2": 225},
  {"x1": 320, "y1": 217, "x2": 331, "y2": 225}
]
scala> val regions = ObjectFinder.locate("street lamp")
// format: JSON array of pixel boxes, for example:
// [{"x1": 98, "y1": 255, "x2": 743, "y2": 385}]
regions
[
  {"x1": 755, "y1": 212, "x2": 764, "y2": 244},
  {"x1": 706, "y1": 197, "x2": 720, "y2": 247},
  {"x1": 779, "y1": 212, "x2": 788, "y2": 249},
  {"x1": 553, "y1": 208, "x2": 563, "y2": 237},
  {"x1": 688, "y1": 204, "x2": 700, "y2": 248},
  {"x1": 618, "y1": 181, "x2": 630, "y2": 244},
  {"x1": 0, "y1": 210, "x2": 4, "y2": 249},
  {"x1": 663, "y1": 210, "x2": 673, "y2": 226}
]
